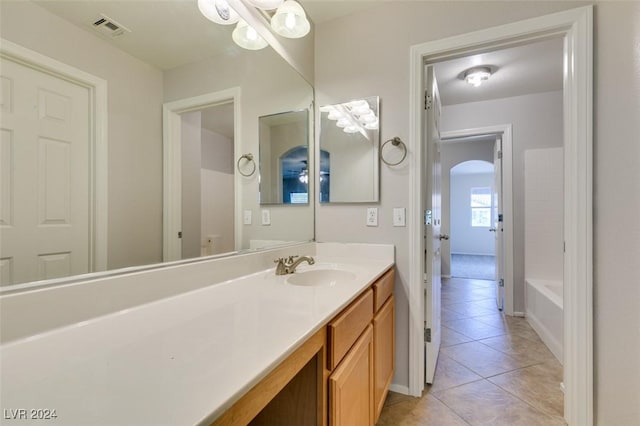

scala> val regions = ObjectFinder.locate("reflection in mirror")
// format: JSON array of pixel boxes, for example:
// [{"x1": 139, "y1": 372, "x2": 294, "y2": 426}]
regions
[
  {"x1": 259, "y1": 110, "x2": 309, "y2": 205},
  {"x1": 319, "y1": 96, "x2": 380, "y2": 203},
  {"x1": 0, "y1": 0, "x2": 314, "y2": 289},
  {"x1": 181, "y1": 103, "x2": 235, "y2": 259}
]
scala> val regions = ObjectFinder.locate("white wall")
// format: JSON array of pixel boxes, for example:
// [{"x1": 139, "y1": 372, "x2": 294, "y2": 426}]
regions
[
  {"x1": 524, "y1": 148, "x2": 563, "y2": 281},
  {"x1": 441, "y1": 139, "x2": 495, "y2": 276},
  {"x1": 450, "y1": 172, "x2": 496, "y2": 256},
  {"x1": 163, "y1": 47, "x2": 314, "y2": 249},
  {"x1": 200, "y1": 128, "x2": 234, "y2": 255},
  {"x1": 593, "y1": 4, "x2": 640, "y2": 423},
  {"x1": 0, "y1": 1, "x2": 164, "y2": 270},
  {"x1": 315, "y1": 3, "x2": 640, "y2": 422}
]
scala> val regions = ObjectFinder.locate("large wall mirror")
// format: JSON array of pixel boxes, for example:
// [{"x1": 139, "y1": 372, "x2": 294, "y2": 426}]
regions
[
  {"x1": 259, "y1": 110, "x2": 310, "y2": 205},
  {"x1": 319, "y1": 96, "x2": 380, "y2": 203},
  {"x1": 0, "y1": 0, "x2": 314, "y2": 289}
]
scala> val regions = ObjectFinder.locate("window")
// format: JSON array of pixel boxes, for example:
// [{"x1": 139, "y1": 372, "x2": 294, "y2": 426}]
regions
[{"x1": 471, "y1": 187, "x2": 492, "y2": 227}]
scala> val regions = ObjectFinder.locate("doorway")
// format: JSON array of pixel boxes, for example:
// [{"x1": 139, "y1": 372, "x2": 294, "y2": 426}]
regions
[
  {"x1": 163, "y1": 87, "x2": 241, "y2": 262},
  {"x1": 409, "y1": 7, "x2": 593, "y2": 425}
]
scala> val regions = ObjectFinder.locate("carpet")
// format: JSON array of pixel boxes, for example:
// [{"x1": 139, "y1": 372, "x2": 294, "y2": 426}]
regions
[{"x1": 451, "y1": 254, "x2": 496, "y2": 280}]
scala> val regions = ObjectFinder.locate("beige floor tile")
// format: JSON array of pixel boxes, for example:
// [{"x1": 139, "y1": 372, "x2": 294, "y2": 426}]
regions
[
  {"x1": 377, "y1": 393, "x2": 469, "y2": 426},
  {"x1": 444, "y1": 300, "x2": 498, "y2": 318},
  {"x1": 441, "y1": 326, "x2": 474, "y2": 347},
  {"x1": 440, "y1": 341, "x2": 527, "y2": 377},
  {"x1": 383, "y1": 390, "x2": 413, "y2": 407},
  {"x1": 442, "y1": 307, "x2": 469, "y2": 322},
  {"x1": 478, "y1": 334, "x2": 557, "y2": 365},
  {"x1": 442, "y1": 318, "x2": 506, "y2": 340},
  {"x1": 433, "y1": 380, "x2": 566, "y2": 426},
  {"x1": 488, "y1": 360, "x2": 565, "y2": 418},
  {"x1": 427, "y1": 353, "x2": 482, "y2": 392}
]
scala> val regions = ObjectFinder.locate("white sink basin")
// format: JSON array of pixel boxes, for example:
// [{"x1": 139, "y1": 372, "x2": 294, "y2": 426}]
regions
[{"x1": 286, "y1": 269, "x2": 356, "y2": 287}]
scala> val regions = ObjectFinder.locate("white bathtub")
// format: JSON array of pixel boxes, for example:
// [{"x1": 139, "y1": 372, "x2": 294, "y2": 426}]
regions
[{"x1": 525, "y1": 279, "x2": 563, "y2": 364}]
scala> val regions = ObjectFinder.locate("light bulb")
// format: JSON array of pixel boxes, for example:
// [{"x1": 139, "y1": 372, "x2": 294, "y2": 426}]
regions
[
  {"x1": 271, "y1": 0, "x2": 310, "y2": 38},
  {"x1": 336, "y1": 118, "x2": 350, "y2": 128},
  {"x1": 246, "y1": 27, "x2": 258, "y2": 41},
  {"x1": 285, "y1": 13, "x2": 296, "y2": 29},
  {"x1": 232, "y1": 19, "x2": 268, "y2": 50}
]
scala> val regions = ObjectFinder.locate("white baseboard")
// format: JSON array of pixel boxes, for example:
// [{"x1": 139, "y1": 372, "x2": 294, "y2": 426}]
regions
[
  {"x1": 388, "y1": 383, "x2": 410, "y2": 395},
  {"x1": 513, "y1": 311, "x2": 526, "y2": 317}
]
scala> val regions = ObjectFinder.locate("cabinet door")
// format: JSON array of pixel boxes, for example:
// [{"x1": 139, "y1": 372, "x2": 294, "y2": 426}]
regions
[
  {"x1": 329, "y1": 325, "x2": 374, "y2": 426},
  {"x1": 374, "y1": 296, "x2": 395, "y2": 422}
]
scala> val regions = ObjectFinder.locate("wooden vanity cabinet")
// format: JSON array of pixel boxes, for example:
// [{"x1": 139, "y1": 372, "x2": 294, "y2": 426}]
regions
[
  {"x1": 327, "y1": 268, "x2": 395, "y2": 426},
  {"x1": 213, "y1": 267, "x2": 394, "y2": 426},
  {"x1": 374, "y1": 295, "x2": 395, "y2": 421}
]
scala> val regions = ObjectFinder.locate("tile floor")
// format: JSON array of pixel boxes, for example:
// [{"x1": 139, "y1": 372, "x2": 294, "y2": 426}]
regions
[{"x1": 377, "y1": 277, "x2": 565, "y2": 426}]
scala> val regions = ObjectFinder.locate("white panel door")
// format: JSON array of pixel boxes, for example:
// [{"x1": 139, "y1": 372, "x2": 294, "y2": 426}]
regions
[
  {"x1": 493, "y1": 136, "x2": 505, "y2": 310},
  {"x1": 0, "y1": 57, "x2": 90, "y2": 286},
  {"x1": 424, "y1": 66, "x2": 442, "y2": 384}
]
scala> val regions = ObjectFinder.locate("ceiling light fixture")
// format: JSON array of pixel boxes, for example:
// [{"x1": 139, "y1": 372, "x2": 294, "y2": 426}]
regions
[
  {"x1": 464, "y1": 66, "x2": 492, "y2": 87},
  {"x1": 232, "y1": 19, "x2": 269, "y2": 50}
]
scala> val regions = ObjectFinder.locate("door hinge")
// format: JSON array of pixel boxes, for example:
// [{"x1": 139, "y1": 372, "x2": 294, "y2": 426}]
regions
[
  {"x1": 424, "y1": 327, "x2": 432, "y2": 343},
  {"x1": 499, "y1": 279, "x2": 505, "y2": 288},
  {"x1": 497, "y1": 150, "x2": 503, "y2": 159},
  {"x1": 178, "y1": 231, "x2": 182, "y2": 239},
  {"x1": 425, "y1": 91, "x2": 432, "y2": 110}
]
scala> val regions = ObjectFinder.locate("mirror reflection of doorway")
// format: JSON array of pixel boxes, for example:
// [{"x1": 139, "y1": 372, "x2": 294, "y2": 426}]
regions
[
  {"x1": 180, "y1": 102, "x2": 235, "y2": 259},
  {"x1": 280, "y1": 146, "x2": 309, "y2": 204}
]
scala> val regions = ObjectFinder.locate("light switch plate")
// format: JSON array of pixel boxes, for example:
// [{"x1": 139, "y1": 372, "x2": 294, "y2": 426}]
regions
[
  {"x1": 366, "y1": 207, "x2": 378, "y2": 227},
  {"x1": 243, "y1": 210, "x2": 252, "y2": 225},
  {"x1": 393, "y1": 207, "x2": 406, "y2": 227},
  {"x1": 261, "y1": 209, "x2": 271, "y2": 226}
]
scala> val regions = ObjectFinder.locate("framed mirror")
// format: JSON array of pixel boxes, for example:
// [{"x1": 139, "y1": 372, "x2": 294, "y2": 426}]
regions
[
  {"x1": 0, "y1": 0, "x2": 314, "y2": 289},
  {"x1": 259, "y1": 110, "x2": 310, "y2": 205},
  {"x1": 319, "y1": 96, "x2": 380, "y2": 203}
]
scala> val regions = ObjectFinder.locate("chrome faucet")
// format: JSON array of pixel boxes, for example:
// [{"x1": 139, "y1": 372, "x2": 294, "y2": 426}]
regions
[{"x1": 274, "y1": 255, "x2": 315, "y2": 275}]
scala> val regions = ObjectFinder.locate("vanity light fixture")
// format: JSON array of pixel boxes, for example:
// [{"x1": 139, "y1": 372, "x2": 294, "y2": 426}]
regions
[
  {"x1": 464, "y1": 66, "x2": 492, "y2": 87},
  {"x1": 198, "y1": 0, "x2": 310, "y2": 50},
  {"x1": 197, "y1": 0, "x2": 240, "y2": 25},
  {"x1": 320, "y1": 100, "x2": 379, "y2": 135},
  {"x1": 232, "y1": 19, "x2": 269, "y2": 50},
  {"x1": 271, "y1": 0, "x2": 310, "y2": 39}
]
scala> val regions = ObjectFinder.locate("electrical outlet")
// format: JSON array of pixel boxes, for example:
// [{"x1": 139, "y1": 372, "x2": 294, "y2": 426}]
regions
[
  {"x1": 393, "y1": 207, "x2": 406, "y2": 227},
  {"x1": 243, "y1": 210, "x2": 252, "y2": 225},
  {"x1": 366, "y1": 207, "x2": 378, "y2": 227},
  {"x1": 261, "y1": 209, "x2": 271, "y2": 226}
]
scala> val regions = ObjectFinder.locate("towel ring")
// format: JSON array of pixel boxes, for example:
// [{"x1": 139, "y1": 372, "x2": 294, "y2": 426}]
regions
[
  {"x1": 237, "y1": 153, "x2": 256, "y2": 177},
  {"x1": 380, "y1": 137, "x2": 407, "y2": 166}
]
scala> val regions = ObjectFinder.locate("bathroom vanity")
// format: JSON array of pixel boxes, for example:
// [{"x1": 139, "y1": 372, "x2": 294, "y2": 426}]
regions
[{"x1": 0, "y1": 243, "x2": 394, "y2": 426}]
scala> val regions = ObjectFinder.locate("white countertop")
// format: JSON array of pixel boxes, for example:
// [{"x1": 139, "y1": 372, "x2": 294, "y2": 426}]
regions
[{"x1": 0, "y1": 255, "x2": 393, "y2": 425}]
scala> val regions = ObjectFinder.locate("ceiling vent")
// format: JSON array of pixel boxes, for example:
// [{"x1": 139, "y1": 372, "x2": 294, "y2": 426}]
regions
[{"x1": 92, "y1": 14, "x2": 131, "y2": 38}]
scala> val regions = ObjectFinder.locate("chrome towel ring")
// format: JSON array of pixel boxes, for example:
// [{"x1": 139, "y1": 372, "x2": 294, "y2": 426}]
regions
[
  {"x1": 237, "y1": 153, "x2": 256, "y2": 177},
  {"x1": 380, "y1": 137, "x2": 407, "y2": 166}
]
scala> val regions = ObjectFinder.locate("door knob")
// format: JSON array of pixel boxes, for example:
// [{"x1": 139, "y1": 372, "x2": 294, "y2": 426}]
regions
[
  {"x1": 489, "y1": 228, "x2": 497, "y2": 232},
  {"x1": 438, "y1": 234, "x2": 449, "y2": 240}
]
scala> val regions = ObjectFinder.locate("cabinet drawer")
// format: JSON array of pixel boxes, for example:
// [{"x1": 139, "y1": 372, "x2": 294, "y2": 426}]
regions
[
  {"x1": 373, "y1": 268, "x2": 394, "y2": 312},
  {"x1": 328, "y1": 289, "x2": 373, "y2": 370}
]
